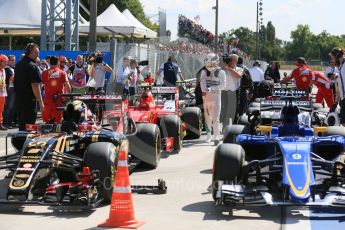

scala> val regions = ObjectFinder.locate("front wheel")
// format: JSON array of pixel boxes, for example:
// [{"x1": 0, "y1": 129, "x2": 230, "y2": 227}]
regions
[
  {"x1": 212, "y1": 144, "x2": 244, "y2": 201},
  {"x1": 223, "y1": 124, "x2": 249, "y2": 143},
  {"x1": 128, "y1": 123, "x2": 161, "y2": 169},
  {"x1": 181, "y1": 107, "x2": 202, "y2": 140},
  {"x1": 84, "y1": 142, "x2": 118, "y2": 203},
  {"x1": 160, "y1": 115, "x2": 183, "y2": 153}
]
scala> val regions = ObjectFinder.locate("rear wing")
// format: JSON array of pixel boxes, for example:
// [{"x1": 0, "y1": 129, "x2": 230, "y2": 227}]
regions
[{"x1": 137, "y1": 86, "x2": 179, "y2": 100}]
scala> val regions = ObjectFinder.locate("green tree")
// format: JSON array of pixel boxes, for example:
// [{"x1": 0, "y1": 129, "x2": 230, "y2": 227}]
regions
[
  {"x1": 285, "y1": 25, "x2": 315, "y2": 60},
  {"x1": 219, "y1": 27, "x2": 256, "y2": 55},
  {"x1": 266, "y1": 21, "x2": 275, "y2": 44}
]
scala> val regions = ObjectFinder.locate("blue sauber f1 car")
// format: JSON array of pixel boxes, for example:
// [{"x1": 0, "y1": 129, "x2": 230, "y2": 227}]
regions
[{"x1": 213, "y1": 99, "x2": 345, "y2": 207}]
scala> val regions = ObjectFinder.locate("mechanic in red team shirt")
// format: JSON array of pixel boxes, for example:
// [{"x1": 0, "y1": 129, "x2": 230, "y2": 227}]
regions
[
  {"x1": 280, "y1": 57, "x2": 313, "y2": 91},
  {"x1": 42, "y1": 56, "x2": 71, "y2": 123},
  {"x1": 311, "y1": 71, "x2": 334, "y2": 107}
]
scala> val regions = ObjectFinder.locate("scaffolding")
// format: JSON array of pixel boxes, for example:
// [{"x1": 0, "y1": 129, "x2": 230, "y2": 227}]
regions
[{"x1": 40, "y1": 0, "x2": 79, "y2": 51}]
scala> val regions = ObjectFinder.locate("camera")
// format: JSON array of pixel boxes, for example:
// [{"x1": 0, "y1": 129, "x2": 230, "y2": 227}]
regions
[{"x1": 94, "y1": 56, "x2": 103, "y2": 63}]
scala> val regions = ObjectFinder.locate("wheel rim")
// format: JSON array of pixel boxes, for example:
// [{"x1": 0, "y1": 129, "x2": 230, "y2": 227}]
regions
[{"x1": 155, "y1": 131, "x2": 161, "y2": 165}]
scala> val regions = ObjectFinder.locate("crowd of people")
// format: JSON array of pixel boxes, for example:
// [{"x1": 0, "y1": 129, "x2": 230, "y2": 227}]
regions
[
  {"x1": 178, "y1": 15, "x2": 215, "y2": 46},
  {"x1": 2, "y1": 40, "x2": 345, "y2": 140},
  {"x1": 177, "y1": 15, "x2": 251, "y2": 60},
  {"x1": 0, "y1": 43, "x2": 113, "y2": 131}
]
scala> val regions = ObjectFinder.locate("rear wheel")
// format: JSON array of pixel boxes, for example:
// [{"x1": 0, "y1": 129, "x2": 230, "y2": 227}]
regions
[
  {"x1": 128, "y1": 123, "x2": 161, "y2": 169},
  {"x1": 237, "y1": 114, "x2": 250, "y2": 126},
  {"x1": 325, "y1": 126, "x2": 345, "y2": 136},
  {"x1": 223, "y1": 125, "x2": 250, "y2": 143},
  {"x1": 212, "y1": 144, "x2": 244, "y2": 201},
  {"x1": 160, "y1": 115, "x2": 182, "y2": 153},
  {"x1": 181, "y1": 107, "x2": 202, "y2": 140},
  {"x1": 84, "y1": 142, "x2": 117, "y2": 203}
]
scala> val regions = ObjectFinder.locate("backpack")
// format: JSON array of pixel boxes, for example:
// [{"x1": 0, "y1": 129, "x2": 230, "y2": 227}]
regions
[{"x1": 163, "y1": 62, "x2": 179, "y2": 86}]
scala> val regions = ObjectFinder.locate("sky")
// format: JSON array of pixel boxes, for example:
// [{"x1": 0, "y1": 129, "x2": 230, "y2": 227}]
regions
[{"x1": 140, "y1": 0, "x2": 345, "y2": 41}]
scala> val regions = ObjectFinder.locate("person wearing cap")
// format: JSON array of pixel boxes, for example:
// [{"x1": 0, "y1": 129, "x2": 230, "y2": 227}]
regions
[
  {"x1": 330, "y1": 47, "x2": 345, "y2": 125},
  {"x1": 59, "y1": 56, "x2": 68, "y2": 72},
  {"x1": 41, "y1": 56, "x2": 71, "y2": 123},
  {"x1": 249, "y1": 60, "x2": 265, "y2": 100},
  {"x1": 280, "y1": 57, "x2": 313, "y2": 91},
  {"x1": 0, "y1": 54, "x2": 8, "y2": 130}
]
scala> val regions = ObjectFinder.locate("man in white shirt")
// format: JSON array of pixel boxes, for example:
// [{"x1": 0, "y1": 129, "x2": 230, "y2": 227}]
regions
[
  {"x1": 221, "y1": 54, "x2": 243, "y2": 129},
  {"x1": 330, "y1": 47, "x2": 345, "y2": 126},
  {"x1": 116, "y1": 57, "x2": 131, "y2": 95},
  {"x1": 249, "y1": 60, "x2": 265, "y2": 100},
  {"x1": 88, "y1": 52, "x2": 112, "y2": 94}
]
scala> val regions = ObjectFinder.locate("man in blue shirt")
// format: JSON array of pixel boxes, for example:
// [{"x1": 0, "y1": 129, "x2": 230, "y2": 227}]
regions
[{"x1": 157, "y1": 54, "x2": 184, "y2": 86}]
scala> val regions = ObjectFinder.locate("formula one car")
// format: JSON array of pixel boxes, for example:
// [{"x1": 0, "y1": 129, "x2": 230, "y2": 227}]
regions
[
  {"x1": 0, "y1": 94, "x2": 156, "y2": 209},
  {"x1": 213, "y1": 98, "x2": 345, "y2": 208},
  {"x1": 106, "y1": 85, "x2": 202, "y2": 159},
  {"x1": 247, "y1": 83, "x2": 331, "y2": 127}
]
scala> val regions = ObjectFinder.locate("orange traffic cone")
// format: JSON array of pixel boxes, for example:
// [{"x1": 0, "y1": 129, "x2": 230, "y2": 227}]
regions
[{"x1": 98, "y1": 150, "x2": 144, "y2": 229}]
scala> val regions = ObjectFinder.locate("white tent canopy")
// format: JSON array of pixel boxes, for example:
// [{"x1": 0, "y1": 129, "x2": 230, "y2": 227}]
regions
[
  {"x1": 0, "y1": 0, "x2": 42, "y2": 35},
  {"x1": 0, "y1": 0, "x2": 87, "y2": 35},
  {"x1": 122, "y1": 9, "x2": 157, "y2": 38},
  {"x1": 79, "y1": 4, "x2": 147, "y2": 37}
]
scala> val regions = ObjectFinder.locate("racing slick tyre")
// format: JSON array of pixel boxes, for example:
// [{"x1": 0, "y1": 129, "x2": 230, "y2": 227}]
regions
[
  {"x1": 313, "y1": 103, "x2": 323, "y2": 110},
  {"x1": 181, "y1": 107, "x2": 202, "y2": 140},
  {"x1": 325, "y1": 112, "x2": 340, "y2": 126},
  {"x1": 128, "y1": 123, "x2": 161, "y2": 169},
  {"x1": 223, "y1": 124, "x2": 250, "y2": 144},
  {"x1": 160, "y1": 115, "x2": 183, "y2": 153},
  {"x1": 325, "y1": 126, "x2": 345, "y2": 136},
  {"x1": 212, "y1": 144, "x2": 245, "y2": 201},
  {"x1": 249, "y1": 102, "x2": 260, "y2": 108},
  {"x1": 247, "y1": 106, "x2": 260, "y2": 115},
  {"x1": 237, "y1": 114, "x2": 250, "y2": 127},
  {"x1": 84, "y1": 142, "x2": 117, "y2": 203}
]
